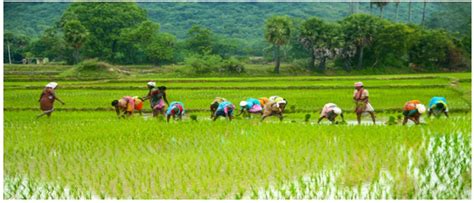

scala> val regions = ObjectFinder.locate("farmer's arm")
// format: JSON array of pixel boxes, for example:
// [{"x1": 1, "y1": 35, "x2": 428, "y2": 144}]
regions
[
  {"x1": 444, "y1": 111, "x2": 449, "y2": 118},
  {"x1": 115, "y1": 106, "x2": 120, "y2": 117},
  {"x1": 340, "y1": 113, "x2": 345, "y2": 122},
  {"x1": 362, "y1": 96, "x2": 369, "y2": 103},
  {"x1": 402, "y1": 116, "x2": 408, "y2": 125},
  {"x1": 55, "y1": 96, "x2": 65, "y2": 105},
  {"x1": 51, "y1": 92, "x2": 65, "y2": 104},
  {"x1": 317, "y1": 116, "x2": 324, "y2": 124},
  {"x1": 163, "y1": 93, "x2": 169, "y2": 105}
]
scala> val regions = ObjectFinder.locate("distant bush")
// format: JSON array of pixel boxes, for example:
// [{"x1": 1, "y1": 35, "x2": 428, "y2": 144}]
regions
[
  {"x1": 220, "y1": 57, "x2": 245, "y2": 73},
  {"x1": 184, "y1": 54, "x2": 245, "y2": 74}
]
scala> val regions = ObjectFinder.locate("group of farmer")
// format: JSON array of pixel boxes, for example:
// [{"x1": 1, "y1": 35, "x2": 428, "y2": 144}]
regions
[
  {"x1": 209, "y1": 96, "x2": 288, "y2": 121},
  {"x1": 37, "y1": 81, "x2": 450, "y2": 125},
  {"x1": 111, "y1": 82, "x2": 185, "y2": 122}
]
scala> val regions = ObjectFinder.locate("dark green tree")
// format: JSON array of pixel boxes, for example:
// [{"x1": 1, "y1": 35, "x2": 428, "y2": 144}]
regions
[
  {"x1": 409, "y1": 29, "x2": 452, "y2": 69},
  {"x1": 117, "y1": 20, "x2": 160, "y2": 64},
  {"x1": 186, "y1": 25, "x2": 214, "y2": 54},
  {"x1": 30, "y1": 28, "x2": 67, "y2": 62},
  {"x1": 61, "y1": 3, "x2": 147, "y2": 62},
  {"x1": 300, "y1": 17, "x2": 342, "y2": 72},
  {"x1": 372, "y1": 23, "x2": 413, "y2": 67},
  {"x1": 264, "y1": 16, "x2": 292, "y2": 74},
  {"x1": 340, "y1": 14, "x2": 384, "y2": 70},
  {"x1": 144, "y1": 33, "x2": 177, "y2": 64},
  {"x1": 63, "y1": 19, "x2": 88, "y2": 64},
  {"x1": 4, "y1": 32, "x2": 30, "y2": 63}
]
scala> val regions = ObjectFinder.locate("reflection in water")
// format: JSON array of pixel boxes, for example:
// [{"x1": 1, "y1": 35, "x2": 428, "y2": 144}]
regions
[{"x1": 252, "y1": 132, "x2": 471, "y2": 199}]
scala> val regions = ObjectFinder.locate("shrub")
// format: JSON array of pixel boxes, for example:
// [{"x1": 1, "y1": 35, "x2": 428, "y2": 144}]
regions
[
  {"x1": 220, "y1": 57, "x2": 245, "y2": 73},
  {"x1": 184, "y1": 54, "x2": 245, "y2": 74},
  {"x1": 184, "y1": 54, "x2": 222, "y2": 74}
]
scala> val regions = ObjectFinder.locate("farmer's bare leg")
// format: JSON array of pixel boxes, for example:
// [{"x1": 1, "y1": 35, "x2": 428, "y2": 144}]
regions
[
  {"x1": 414, "y1": 115, "x2": 420, "y2": 125},
  {"x1": 369, "y1": 112, "x2": 376, "y2": 124},
  {"x1": 278, "y1": 113, "x2": 283, "y2": 121},
  {"x1": 37, "y1": 109, "x2": 54, "y2": 119},
  {"x1": 402, "y1": 117, "x2": 409, "y2": 125},
  {"x1": 356, "y1": 113, "x2": 362, "y2": 125}
]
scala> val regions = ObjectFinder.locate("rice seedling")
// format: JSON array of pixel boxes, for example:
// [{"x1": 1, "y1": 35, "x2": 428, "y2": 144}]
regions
[
  {"x1": 3, "y1": 111, "x2": 471, "y2": 199},
  {"x1": 3, "y1": 70, "x2": 471, "y2": 199}
]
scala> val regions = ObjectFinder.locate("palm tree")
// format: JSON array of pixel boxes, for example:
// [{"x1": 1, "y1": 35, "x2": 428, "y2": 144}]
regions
[
  {"x1": 264, "y1": 16, "x2": 292, "y2": 74},
  {"x1": 421, "y1": 0, "x2": 428, "y2": 26},
  {"x1": 374, "y1": 1, "x2": 389, "y2": 18},
  {"x1": 394, "y1": 0, "x2": 401, "y2": 21},
  {"x1": 408, "y1": 0, "x2": 412, "y2": 22}
]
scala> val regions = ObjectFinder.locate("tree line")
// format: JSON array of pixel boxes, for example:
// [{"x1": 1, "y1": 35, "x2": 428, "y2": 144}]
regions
[
  {"x1": 264, "y1": 14, "x2": 470, "y2": 73},
  {"x1": 3, "y1": 2, "x2": 470, "y2": 74}
]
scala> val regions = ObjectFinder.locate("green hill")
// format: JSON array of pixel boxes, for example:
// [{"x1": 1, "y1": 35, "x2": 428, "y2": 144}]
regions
[{"x1": 4, "y1": 2, "x2": 471, "y2": 41}]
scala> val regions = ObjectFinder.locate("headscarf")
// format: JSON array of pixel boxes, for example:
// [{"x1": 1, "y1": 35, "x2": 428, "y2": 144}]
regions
[
  {"x1": 45, "y1": 82, "x2": 58, "y2": 89},
  {"x1": 354, "y1": 82, "x2": 363, "y2": 87},
  {"x1": 147, "y1": 81, "x2": 156, "y2": 87}
]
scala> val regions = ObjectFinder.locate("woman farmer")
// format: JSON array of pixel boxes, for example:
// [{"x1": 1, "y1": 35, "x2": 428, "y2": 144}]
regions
[
  {"x1": 269, "y1": 96, "x2": 288, "y2": 112},
  {"x1": 260, "y1": 99, "x2": 287, "y2": 121},
  {"x1": 213, "y1": 101, "x2": 235, "y2": 121},
  {"x1": 143, "y1": 85, "x2": 169, "y2": 117},
  {"x1": 427, "y1": 96, "x2": 449, "y2": 118},
  {"x1": 353, "y1": 82, "x2": 376, "y2": 125},
  {"x1": 111, "y1": 96, "x2": 135, "y2": 118},
  {"x1": 146, "y1": 81, "x2": 156, "y2": 95},
  {"x1": 166, "y1": 101, "x2": 185, "y2": 122},
  {"x1": 402, "y1": 100, "x2": 426, "y2": 125},
  {"x1": 37, "y1": 82, "x2": 65, "y2": 118},
  {"x1": 132, "y1": 96, "x2": 145, "y2": 115},
  {"x1": 317, "y1": 103, "x2": 344, "y2": 124},
  {"x1": 258, "y1": 97, "x2": 270, "y2": 108},
  {"x1": 210, "y1": 97, "x2": 227, "y2": 118},
  {"x1": 238, "y1": 98, "x2": 262, "y2": 116}
]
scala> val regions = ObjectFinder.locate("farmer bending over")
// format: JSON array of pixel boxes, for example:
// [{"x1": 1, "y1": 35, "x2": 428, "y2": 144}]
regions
[
  {"x1": 213, "y1": 101, "x2": 235, "y2": 121},
  {"x1": 269, "y1": 96, "x2": 288, "y2": 112},
  {"x1": 261, "y1": 99, "x2": 287, "y2": 121},
  {"x1": 111, "y1": 96, "x2": 135, "y2": 118},
  {"x1": 238, "y1": 98, "x2": 262, "y2": 116},
  {"x1": 210, "y1": 97, "x2": 228, "y2": 119},
  {"x1": 258, "y1": 97, "x2": 270, "y2": 108},
  {"x1": 353, "y1": 82, "x2": 376, "y2": 125},
  {"x1": 132, "y1": 96, "x2": 145, "y2": 115},
  {"x1": 318, "y1": 103, "x2": 344, "y2": 124},
  {"x1": 166, "y1": 101, "x2": 185, "y2": 122},
  {"x1": 402, "y1": 100, "x2": 426, "y2": 125},
  {"x1": 37, "y1": 82, "x2": 65, "y2": 118},
  {"x1": 427, "y1": 96, "x2": 449, "y2": 118}
]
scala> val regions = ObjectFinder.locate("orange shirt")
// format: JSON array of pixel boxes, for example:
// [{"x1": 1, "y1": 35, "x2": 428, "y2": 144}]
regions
[{"x1": 403, "y1": 100, "x2": 421, "y2": 111}]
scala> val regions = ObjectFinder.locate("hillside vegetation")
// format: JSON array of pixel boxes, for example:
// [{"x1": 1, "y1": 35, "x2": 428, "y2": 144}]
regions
[{"x1": 3, "y1": 2, "x2": 471, "y2": 75}]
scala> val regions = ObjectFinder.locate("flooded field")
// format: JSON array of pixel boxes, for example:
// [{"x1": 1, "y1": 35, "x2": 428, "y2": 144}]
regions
[{"x1": 3, "y1": 111, "x2": 471, "y2": 199}]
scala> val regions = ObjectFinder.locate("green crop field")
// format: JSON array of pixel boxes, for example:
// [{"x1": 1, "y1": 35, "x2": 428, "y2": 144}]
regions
[{"x1": 3, "y1": 65, "x2": 472, "y2": 199}]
